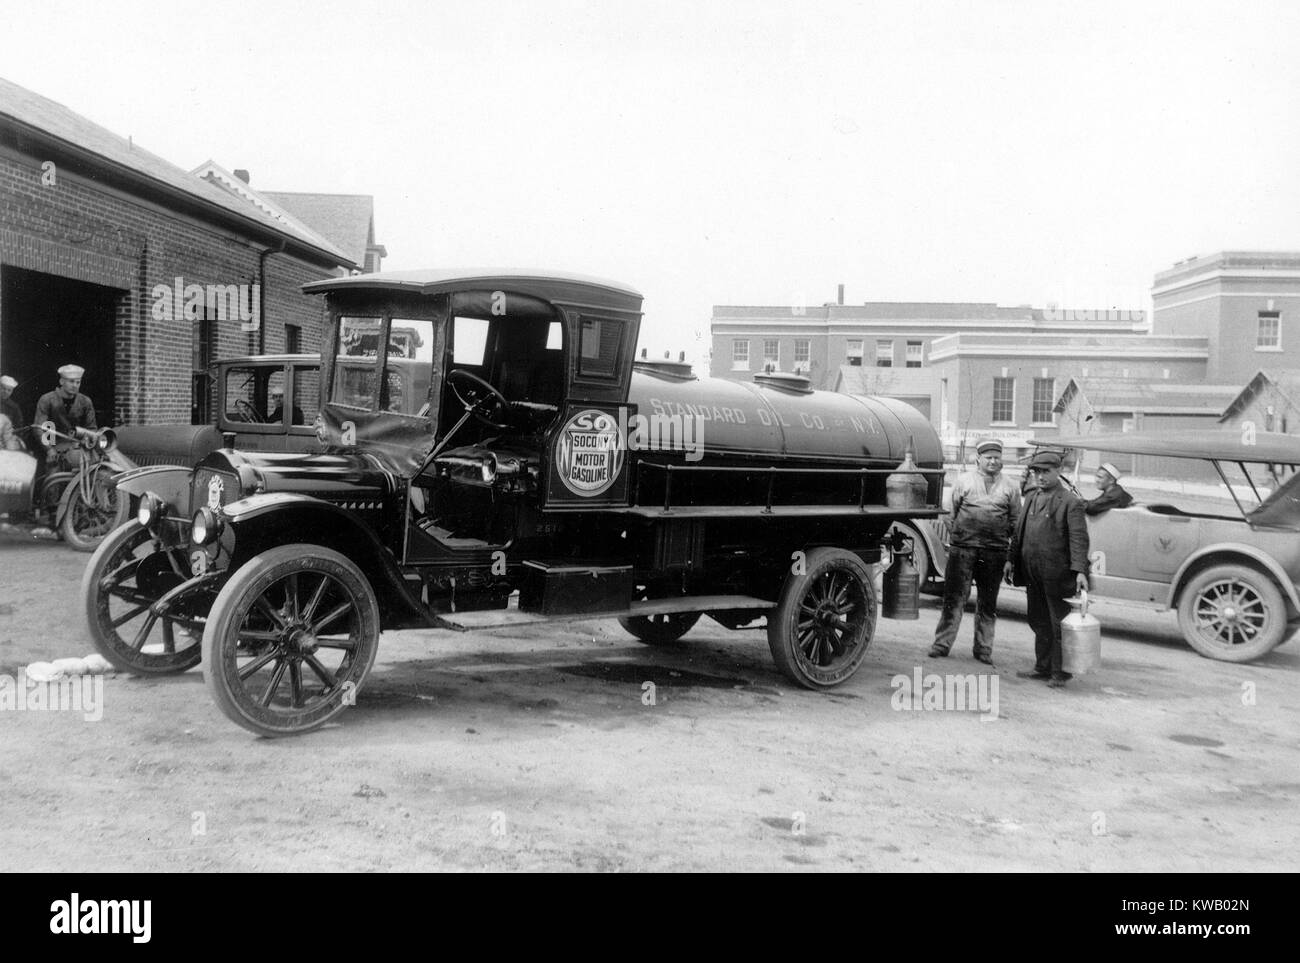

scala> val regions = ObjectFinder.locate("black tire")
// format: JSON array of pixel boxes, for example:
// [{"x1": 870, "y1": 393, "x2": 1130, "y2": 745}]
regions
[
  {"x1": 768, "y1": 547, "x2": 877, "y2": 688},
  {"x1": 81, "y1": 520, "x2": 206, "y2": 675},
  {"x1": 60, "y1": 467, "x2": 130, "y2": 552},
  {"x1": 1176, "y1": 564, "x2": 1287, "y2": 662},
  {"x1": 618, "y1": 610, "x2": 701, "y2": 645},
  {"x1": 202, "y1": 544, "x2": 380, "y2": 737}
]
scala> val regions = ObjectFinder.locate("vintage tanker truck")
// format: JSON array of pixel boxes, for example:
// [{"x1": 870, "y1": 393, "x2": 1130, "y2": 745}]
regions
[{"x1": 82, "y1": 270, "x2": 944, "y2": 736}]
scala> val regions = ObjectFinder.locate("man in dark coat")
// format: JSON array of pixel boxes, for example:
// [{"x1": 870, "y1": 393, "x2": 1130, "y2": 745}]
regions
[
  {"x1": 34, "y1": 364, "x2": 97, "y2": 467},
  {"x1": 34, "y1": 363, "x2": 96, "y2": 441},
  {"x1": 1085, "y1": 462, "x2": 1133, "y2": 515},
  {"x1": 1006, "y1": 450, "x2": 1090, "y2": 687}
]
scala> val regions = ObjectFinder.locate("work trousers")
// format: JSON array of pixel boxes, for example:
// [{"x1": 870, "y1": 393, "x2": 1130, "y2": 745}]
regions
[
  {"x1": 931, "y1": 545, "x2": 1006, "y2": 658},
  {"x1": 1024, "y1": 570, "x2": 1074, "y2": 676}
]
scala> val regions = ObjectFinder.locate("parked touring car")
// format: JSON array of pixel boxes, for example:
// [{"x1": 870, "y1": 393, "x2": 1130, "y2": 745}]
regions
[
  {"x1": 83, "y1": 269, "x2": 945, "y2": 736},
  {"x1": 893, "y1": 430, "x2": 1300, "y2": 663}
]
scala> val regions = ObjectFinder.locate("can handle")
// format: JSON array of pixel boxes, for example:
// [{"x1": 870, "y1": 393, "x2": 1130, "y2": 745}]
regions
[{"x1": 1078, "y1": 589, "x2": 1089, "y2": 618}]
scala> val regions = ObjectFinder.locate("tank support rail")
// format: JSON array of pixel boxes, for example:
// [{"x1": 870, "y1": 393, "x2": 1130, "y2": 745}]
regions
[{"x1": 636, "y1": 462, "x2": 944, "y2": 516}]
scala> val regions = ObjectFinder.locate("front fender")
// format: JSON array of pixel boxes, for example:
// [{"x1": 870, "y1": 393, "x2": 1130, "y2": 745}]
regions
[
  {"x1": 114, "y1": 464, "x2": 192, "y2": 511},
  {"x1": 1168, "y1": 543, "x2": 1300, "y2": 613},
  {"x1": 221, "y1": 493, "x2": 440, "y2": 630}
]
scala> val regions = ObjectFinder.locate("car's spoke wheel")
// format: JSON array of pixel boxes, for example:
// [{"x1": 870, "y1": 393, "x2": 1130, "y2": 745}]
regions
[
  {"x1": 768, "y1": 547, "x2": 876, "y2": 688},
  {"x1": 203, "y1": 545, "x2": 380, "y2": 737},
  {"x1": 81, "y1": 520, "x2": 207, "y2": 674},
  {"x1": 1177, "y1": 564, "x2": 1286, "y2": 662}
]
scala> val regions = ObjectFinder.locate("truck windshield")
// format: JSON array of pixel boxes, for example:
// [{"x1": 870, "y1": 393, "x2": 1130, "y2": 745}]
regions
[{"x1": 330, "y1": 315, "x2": 436, "y2": 416}]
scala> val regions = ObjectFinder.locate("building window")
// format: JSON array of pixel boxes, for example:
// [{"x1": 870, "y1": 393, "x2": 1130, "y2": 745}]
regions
[
  {"x1": 905, "y1": 341, "x2": 923, "y2": 368},
  {"x1": 875, "y1": 339, "x2": 893, "y2": 368},
  {"x1": 1257, "y1": 312, "x2": 1280, "y2": 349},
  {"x1": 732, "y1": 339, "x2": 750, "y2": 370},
  {"x1": 992, "y1": 377, "x2": 1015, "y2": 423},
  {"x1": 1032, "y1": 377, "x2": 1055, "y2": 424},
  {"x1": 285, "y1": 323, "x2": 302, "y2": 354},
  {"x1": 793, "y1": 339, "x2": 810, "y2": 373},
  {"x1": 846, "y1": 339, "x2": 863, "y2": 366},
  {"x1": 763, "y1": 339, "x2": 780, "y2": 368}
]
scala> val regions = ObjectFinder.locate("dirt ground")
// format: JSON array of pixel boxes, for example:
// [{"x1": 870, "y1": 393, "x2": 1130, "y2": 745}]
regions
[{"x1": 1, "y1": 532, "x2": 1298, "y2": 872}]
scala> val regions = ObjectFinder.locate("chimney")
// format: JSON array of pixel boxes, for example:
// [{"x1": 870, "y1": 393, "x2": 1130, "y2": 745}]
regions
[
  {"x1": 837, "y1": 284, "x2": 845, "y2": 305},
  {"x1": 234, "y1": 169, "x2": 251, "y2": 184}
]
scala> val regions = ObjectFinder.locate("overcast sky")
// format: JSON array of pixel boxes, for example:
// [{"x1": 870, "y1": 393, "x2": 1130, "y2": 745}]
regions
[{"x1": 3, "y1": 0, "x2": 1298, "y2": 359}]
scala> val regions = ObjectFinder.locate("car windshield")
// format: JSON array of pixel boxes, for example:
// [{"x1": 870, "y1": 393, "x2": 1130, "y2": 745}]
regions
[{"x1": 1246, "y1": 464, "x2": 1300, "y2": 531}]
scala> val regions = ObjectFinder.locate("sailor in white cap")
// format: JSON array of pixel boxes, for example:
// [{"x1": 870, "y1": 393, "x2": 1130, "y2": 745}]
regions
[
  {"x1": 34, "y1": 363, "x2": 97, "y2": 458},
  {"x1": 0, "y1": 374, "x2": 23, "y2": 430},
  {"x1": 1085, "y1": 461, "x2": 1133, "y2": 516}
]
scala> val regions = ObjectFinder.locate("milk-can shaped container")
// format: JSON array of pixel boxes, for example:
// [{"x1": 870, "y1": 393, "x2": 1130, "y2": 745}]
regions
[
  {"x1": 885, "y1": 438, "x2": 928, "y2": 509},
  {"x1": 1061, "y1": 590, "x2": 1102, "y2": 675}
]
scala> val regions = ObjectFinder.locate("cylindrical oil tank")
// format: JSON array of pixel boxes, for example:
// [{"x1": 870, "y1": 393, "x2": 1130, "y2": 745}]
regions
[
  {"x1": 626, "y1": 363, "x2": 943, "y2": 508},
  {"x1": 627, "y1": 366, "x2": 941, "y2": 468}
]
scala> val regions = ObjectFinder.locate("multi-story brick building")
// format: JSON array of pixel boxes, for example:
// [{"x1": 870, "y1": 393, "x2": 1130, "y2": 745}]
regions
[
  {"x1": 0, "y1": 77, "x2": 375, "y2": 426},
  {"x1": 1152, "y1": 251, "x2": 1300, "y2": 385}
]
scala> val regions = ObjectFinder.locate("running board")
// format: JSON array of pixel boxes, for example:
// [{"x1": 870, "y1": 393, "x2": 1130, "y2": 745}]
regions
[{"x1": 438, "y1": 594, "x2": 775, "y2": 631}]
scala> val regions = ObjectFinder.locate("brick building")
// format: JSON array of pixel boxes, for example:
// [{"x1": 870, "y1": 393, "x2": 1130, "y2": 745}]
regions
[
  {"x1": 1152, "y1": 252, "x2": 1300, "y2": 385},
  {"x1": 0, "y1": 77, "x2": 367, "y2": 427}
]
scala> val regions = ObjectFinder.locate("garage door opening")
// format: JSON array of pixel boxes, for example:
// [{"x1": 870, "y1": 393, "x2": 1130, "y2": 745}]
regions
[{"x1": 0, "y1": 266, "x2": 123, "y2": 425}]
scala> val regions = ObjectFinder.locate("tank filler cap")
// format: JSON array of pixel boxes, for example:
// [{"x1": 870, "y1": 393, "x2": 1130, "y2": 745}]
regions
[
  {"x1": 633, "y1": 347, "x2": 696, "y2": 380},
  {"x1": 753, "y1": 371, "x2": 813, "y2": 393}
]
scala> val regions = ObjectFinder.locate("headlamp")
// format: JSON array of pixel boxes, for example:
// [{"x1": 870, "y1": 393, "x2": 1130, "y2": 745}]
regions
[
  {"x1": 191, "y1": 507, "x2": 221, "y2": 546},
  {"x1": 137, "y1": 492, "x2": 166, "y2": 528}
]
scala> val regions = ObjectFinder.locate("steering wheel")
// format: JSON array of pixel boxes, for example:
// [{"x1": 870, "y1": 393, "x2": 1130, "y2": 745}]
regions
[
  {"x1": 235, "y1": 399, "x2": 265, "y2": 424},
  {"x1": 447, "y1": 370, "x2": 511, "y2": 429}
]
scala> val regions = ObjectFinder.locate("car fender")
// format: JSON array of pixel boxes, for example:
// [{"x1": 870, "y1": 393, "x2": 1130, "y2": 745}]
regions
[
  {"x1": 1168, "y1": 543, "x2": 1300, "y2": 613},
  {"x1": 114, "y1": 464, "x2": 192, "y2": 511},
  {"x1": 220, "y1": 492, "x2": 437, "y2": 629}
]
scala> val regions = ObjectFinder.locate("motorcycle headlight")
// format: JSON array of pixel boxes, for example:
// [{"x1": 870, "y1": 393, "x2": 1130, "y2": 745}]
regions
[
  {"x1": 480, "y1": 455, "x2": 497, "y2": 484},
  {"x1": 191, "y1": 508, "x2": 221, "y2": 546},
  {"x1": 137, "y1": 492, "x2": 167, "y2": 529}
]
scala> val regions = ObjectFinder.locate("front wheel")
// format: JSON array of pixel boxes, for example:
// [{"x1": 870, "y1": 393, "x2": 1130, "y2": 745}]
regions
[
  {"x1": 202, "y1": 545, "x2": 381, "y2": 737},
  {"x1": 768, "y1": 547, "x2": 876, "y2": 688},
  {"x1": 61, "y1": 468, "x2": 129, "y2": 552},
  {"x1": 1176, "y1": 564, "x2": 1287, "y2": 662},
  {"x1": 81, "y1": 520, "x2": 207, "y2": 675}
]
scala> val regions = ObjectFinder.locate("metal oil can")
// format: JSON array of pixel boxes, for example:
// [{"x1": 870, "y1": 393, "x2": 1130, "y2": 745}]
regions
[{"x1": 1061, "y1": 590, "x2": 1102, "y2": 675}]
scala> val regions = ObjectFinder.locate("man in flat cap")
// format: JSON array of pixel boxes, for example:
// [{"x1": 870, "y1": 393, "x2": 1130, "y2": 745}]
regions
[
  {"x1": 928, "y1": 438, "x2": 1022, "y2": 665},
  {"x1": 1007, "y1": 450, "x2": 1090, "y2": 687},
  {"x1": 0, "y1": 374, "x2": 23, "y2": 432},
  {"x1": 1085, "y1": 462, "x2": 1133, "y2": 516},
  {"x1": 34, "y1": 364, "x2": 97, "y2": 462}
]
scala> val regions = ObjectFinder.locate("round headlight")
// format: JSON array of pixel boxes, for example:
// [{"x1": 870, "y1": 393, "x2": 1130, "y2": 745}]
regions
[
  {"x1": 191, "y1": 508, "x2": 220, "y2": 546},
  {"x1": 137, "y1": 492, "x2": 166, "y2": 528},
  {"x1": 480, "y1": 456, "x2": 497, "y2": 484}
]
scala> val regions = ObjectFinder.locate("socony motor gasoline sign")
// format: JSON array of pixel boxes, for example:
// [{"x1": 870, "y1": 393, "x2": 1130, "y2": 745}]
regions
[{"x1": 556, "y1": 408, "x2": 626, "y2": 498}]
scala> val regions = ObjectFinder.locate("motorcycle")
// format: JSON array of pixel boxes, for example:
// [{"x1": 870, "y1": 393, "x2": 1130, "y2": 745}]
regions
[{"x1": 0, "y1": 424, "x2": 135, "y2": 551}]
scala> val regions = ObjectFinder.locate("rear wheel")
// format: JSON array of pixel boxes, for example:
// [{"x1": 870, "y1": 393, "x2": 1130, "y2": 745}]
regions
[
  {"x1": 81, "y1": 520, "x2": 206, "y2": 675},
  {"x1": 1177, "y1": 564, "x2": 1286, "y2": 662},
  {"x1": 203, "y1": 545, "x2": 380, "y2": 737},
  {"x1": 619, "y1": 610, "x2": 701, "y2": 645},
  {"x1": 768, "y1": 547, "x2": 876, "y2": 688}
]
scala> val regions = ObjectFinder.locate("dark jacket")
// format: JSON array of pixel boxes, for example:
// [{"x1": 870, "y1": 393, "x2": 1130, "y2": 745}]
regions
[
  {"x1": 34, "y1": 390, "x2": 97, "y2": 440},
  {"x1": 0, "y1": 396, "x2": 22, "y2": 430},
  {"x1": 1010, "y1": 482, "x2": 1090, "y2": 594},
  {"x1": 1085, "y1": 483, "x2": 1133, "y2": 515}
]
